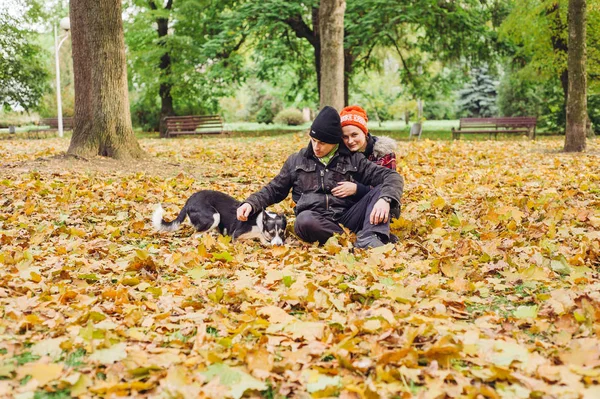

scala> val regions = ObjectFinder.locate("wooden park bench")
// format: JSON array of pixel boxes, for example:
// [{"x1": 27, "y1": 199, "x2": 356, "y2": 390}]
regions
[
  {"x1": 41, "y1": 117, "x2": 74, "y2": 130},
  {"x1": 452, "y1": 117, "x2": 537, "y2": 140},
  {"x1": 28, "y1": 117, "x2": 74, "y2": 138},
  {"x1": 164, "y1": 115, "x2": 225, "y2": 138}
]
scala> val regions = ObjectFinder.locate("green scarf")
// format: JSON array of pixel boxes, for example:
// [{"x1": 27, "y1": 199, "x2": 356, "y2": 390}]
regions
[{"x1": 317, "y1": 144, "x2": 339, "y2": 165}]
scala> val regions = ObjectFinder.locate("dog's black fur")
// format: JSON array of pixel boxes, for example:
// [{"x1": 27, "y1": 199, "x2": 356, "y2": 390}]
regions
[{"x1": 152, "y1": 190, "x2": 287, "y2": 245}]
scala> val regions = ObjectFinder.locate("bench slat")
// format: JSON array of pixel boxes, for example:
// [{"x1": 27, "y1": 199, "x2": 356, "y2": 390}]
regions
[
  {"x1": 453, "y1": 116, "x2": 537, "y2": 140},
  {"x1": 166, "y1": 122, "x2": 223, "y2": 127},
  {"x1": 164, "y1": 114, "x2": 225, "y2": 138},
  {"x1": 458, "y1": 129, "x2": 531, "y2": 134},
  {"x1": 168, "y1": 131, "x2": 223, "y2": 135}
]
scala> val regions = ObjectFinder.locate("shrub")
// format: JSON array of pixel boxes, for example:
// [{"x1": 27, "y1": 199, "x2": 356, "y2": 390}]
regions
[
  {"x1": 255, "y1": 101, "x2": 276, "y2": 124},
  {"x1": 423, "y1": 100, "x2": 457, "y2": 120},
  {"x1": 456, "y1": 66, "x2": 499, "y2": 117},
  {"x1": 497, "y1": 73, "x2": 542, "y2": 117},
  {"x1": 588, "y1": 94, "x2": 600, "y2": 134},
  {"x1": 130, "y1": 95, "x2": 160, "y2": 132},
  {"x1": 274, "y1": 108, "x2": 305, "y2": 125}
]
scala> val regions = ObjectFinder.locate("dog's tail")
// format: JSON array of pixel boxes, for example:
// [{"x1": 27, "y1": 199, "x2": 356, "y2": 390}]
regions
[{"x1": 152, "y1": 204, "x2": 187, "y2": 232}]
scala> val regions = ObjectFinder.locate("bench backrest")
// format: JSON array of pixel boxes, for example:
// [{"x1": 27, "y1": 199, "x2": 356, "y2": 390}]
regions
[
  {"x1": 40, "y1": 117, "x2": 74, "y2": 129},
  {"x1": 459, "y1": 117, "x2": 536, "y2": 129},
  {"x1": 164, "y1": 115, "x2": 223, "y2": 134},
  {"x1": 494, "y1": 117, "x2": 537, "y2": 128}
]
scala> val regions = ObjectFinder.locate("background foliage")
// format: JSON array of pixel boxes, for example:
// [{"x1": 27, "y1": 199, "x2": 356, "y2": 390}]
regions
[
  {"x1": 0, "y1": 9, "x2": 48, "y2": 112},
  {"x1": 1, "y1": 0, "x2": 598, "y2": 135}
]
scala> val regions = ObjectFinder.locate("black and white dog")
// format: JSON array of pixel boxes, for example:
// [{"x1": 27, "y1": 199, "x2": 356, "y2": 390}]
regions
[{"x1": 152, "y1": 190, "x2": 287, "y2": 246}]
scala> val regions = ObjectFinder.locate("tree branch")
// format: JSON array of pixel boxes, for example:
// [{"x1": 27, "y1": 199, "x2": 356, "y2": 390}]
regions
[
  {"x1": 283, "y1": 15, "x2": 317, "y2": 48},
  {"x1": 216, "y1": 33, "x2": 247, "y2": 59},
  {"x1": 386, "y1": 33, "x2": 412, "y2": 80}
]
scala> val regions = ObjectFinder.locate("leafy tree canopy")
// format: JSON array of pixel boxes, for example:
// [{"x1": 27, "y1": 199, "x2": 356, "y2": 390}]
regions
[
  {"x1": 124, "y1": 0, "x2": 247, "y2": 116},
  {"x1": 0, "y1": 9, "x2": 49, "y2": 111},
  {"x1": 206, "y1": 0, "x2": 507, "y2": 101},
  {"x1": 499, "y1": 0, "x2": 600, "y2": 92}
]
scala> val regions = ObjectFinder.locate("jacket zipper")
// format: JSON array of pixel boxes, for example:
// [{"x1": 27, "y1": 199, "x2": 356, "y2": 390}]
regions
[
  {"x1": 320, "y1": 170, "x2": 328, "y2": 210},
  {"x1": 316, "y1": 154, "x2": 338, "y2": 211}
]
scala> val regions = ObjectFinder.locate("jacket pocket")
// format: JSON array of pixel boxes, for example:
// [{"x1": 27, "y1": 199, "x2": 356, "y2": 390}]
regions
[
  {"x1": 295, "y1": 163, "x2": 319, "y2": 192},
  {"x1": 295, "y1": 192, "x2": 325, "y2": 215},
  {"x1": 326, "y1": 163, "x2": 358, "y2": 190}
]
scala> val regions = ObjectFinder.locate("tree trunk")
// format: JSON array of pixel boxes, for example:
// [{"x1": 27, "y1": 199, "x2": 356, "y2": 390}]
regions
[
  {"x1": 344, "y1": 49, "x2": 354, "y2": 107},
  {"x1": 284, "y1": 5, "x2": 354, "y2": 109},
  {"x1": 318, "y1": 0, "x2": 345, "y2": 111},
  {"x1": 158, "y1": 53, "x2": 174, "y2": 137},
  {"x1": 68, "y1": 0, "x2": 144, "y2": 160},
  {"x1": 559, "y1": 68, "x2": 569, "y2": 127},
  {"x1": 564, "y1": 0, "x2": 587, "y2": 152},
  {"x1": 312, "y1": 8, "x2": 322, "y2": 101},
  {"x1": 151, "y1": 0, "x2": 175, "y2": 138},
  {"x1": 549, "y1": 2, "x2": 569, "y2": 133}
]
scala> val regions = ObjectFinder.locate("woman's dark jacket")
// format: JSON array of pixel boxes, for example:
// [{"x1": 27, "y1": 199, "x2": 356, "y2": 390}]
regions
[{"x1": 244, "y1": 142, "x2": 403, "y2": 219}]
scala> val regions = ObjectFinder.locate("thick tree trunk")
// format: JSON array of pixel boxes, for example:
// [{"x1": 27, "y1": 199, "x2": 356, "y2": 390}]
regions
[
  {"x1": 564, "y1": 0, "x2": 587, "y2": 152},
  {"x1": 318, "y1": 0, "x2": 345, "y2": 111},
  {"x1": 68, "y1": 0, "x2": 144, "y2": 160},
  {"x1": 151, "y1": 0, "x2": 175, "y2": 138}
]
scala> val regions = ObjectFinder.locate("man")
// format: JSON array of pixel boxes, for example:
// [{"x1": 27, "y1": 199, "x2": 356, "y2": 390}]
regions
[{"x1": 237, "y1": 106, "x2": 404, "y2": 248}]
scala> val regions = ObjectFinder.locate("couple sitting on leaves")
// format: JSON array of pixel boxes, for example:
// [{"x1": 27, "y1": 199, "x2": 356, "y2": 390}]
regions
[{"x1": 237, "y1": 105, "x2": 404, "y2": 249}]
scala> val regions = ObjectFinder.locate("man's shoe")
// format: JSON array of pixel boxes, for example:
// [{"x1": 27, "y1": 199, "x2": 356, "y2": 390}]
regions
[
  {"x1": 389, "y1": 233, "x2": 399, "y2": 244},
  {"x1": 355, "y1": 233, "x2": 385, "y2": 249}
]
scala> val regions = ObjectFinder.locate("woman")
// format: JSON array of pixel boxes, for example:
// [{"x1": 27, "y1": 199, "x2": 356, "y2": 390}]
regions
[
  {"x1": 331, "y1": 105, "x2": 400, "y2": 226},
  {"x1": 332, "y1": 105, "x2": 398, "y2": 200},
  {"x1": 340, "y1": 105, "x2": 397, "y2": 170}
]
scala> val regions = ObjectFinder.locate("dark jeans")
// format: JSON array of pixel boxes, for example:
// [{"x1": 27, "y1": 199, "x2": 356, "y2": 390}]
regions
[{"x1": 294, "y1": 186, "x2": 390, "y2": 245}]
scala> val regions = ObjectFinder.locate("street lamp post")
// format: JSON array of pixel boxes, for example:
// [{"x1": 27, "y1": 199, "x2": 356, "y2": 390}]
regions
[{"x1": 54, "y1": 17, "x2": 70, "y2": 138}]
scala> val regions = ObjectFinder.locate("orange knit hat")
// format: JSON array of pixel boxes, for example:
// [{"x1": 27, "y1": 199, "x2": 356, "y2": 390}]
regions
[{"x1": 340, "y1": 105, "x2": 368, "y2": 134}]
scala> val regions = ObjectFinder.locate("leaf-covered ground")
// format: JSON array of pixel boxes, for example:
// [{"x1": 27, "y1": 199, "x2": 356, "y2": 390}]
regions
[{"x1": 1, "y1": 134, "x2": 600, "y2": 399}]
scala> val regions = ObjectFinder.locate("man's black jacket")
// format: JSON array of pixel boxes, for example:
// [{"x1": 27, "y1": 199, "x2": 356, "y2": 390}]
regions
[{"x1": 245, "y1": 142, "x2": 404, "y2": 219}]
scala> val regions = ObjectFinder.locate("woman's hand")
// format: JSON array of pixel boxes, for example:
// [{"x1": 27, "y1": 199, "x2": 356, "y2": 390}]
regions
[
  {"x1": 331, "y1": 182, "x2": 357, "y2": 198},
  {"x1": 370, "y1": 198, "x2": 390, "y2": 225},
  {"x1": 237, "y1": 203, "x2": 252, "y2": 221}
]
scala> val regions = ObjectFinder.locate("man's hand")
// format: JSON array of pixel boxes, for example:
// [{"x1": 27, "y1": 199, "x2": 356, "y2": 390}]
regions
[
  {"x1": 237, "y1": 203, "x2": 252, "y2": 221},
  {"x1": 331, "y1": 181, "x2": 357, "y2": 198},
  {"x1": 370, "y1": 198, "x2": 390, "y2": 225}
]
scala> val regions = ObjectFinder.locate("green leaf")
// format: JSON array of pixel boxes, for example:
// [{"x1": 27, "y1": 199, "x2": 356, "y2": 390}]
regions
[
  {"x1": 200, "y1": 363, "x2": 267, "y2": 399},
  {"x1": 282, "y1": 275, "x2": 294, "y2": 287},
  {"x1": 550, "y1": 259, "x2": 571, "y2": 275},
  {"x1": 78, "y1": 273, "x2": 99, "y2": 282},
  {"x1": 188, "y1": 267, "x2": 209, "y2": 280},
  {"x1": 513, "y1": 305, "x2": 538, "y2": 319},
  {"x1": 448, "y1": 213, "x2": 461, "y2": 228},
  {"x1": 213, "y1": 251, "x2": 233, "y2": 262},
  {"x1": 89, "y1": 343, "x2": 127, "y2": 365},
  {"x1": 303, "y1": 370, "x2": 341, "y2": 393}
]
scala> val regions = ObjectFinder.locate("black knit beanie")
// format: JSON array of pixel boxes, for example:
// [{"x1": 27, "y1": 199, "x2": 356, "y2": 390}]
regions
[{"x1": 310, "y1": 106, "x2": 343, "y2": 144}]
